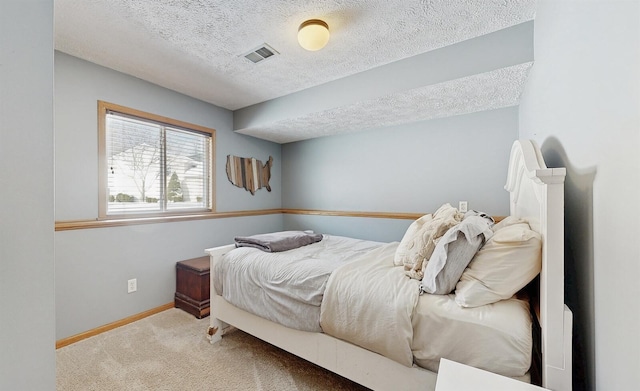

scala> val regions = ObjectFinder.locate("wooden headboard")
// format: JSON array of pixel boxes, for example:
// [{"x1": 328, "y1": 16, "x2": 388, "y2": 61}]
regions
[{"x1": 505, "y1": 140, "x2": 573, "y2": 391}]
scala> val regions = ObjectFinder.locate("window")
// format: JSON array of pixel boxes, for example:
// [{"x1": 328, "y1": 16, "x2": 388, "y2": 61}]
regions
[{"x1": 98, "y1": 101, "x2": 215, "y2": 218}]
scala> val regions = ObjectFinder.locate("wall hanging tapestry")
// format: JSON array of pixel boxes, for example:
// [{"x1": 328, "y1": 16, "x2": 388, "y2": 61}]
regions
[{"x1": 226, "y1": 155, "x2": 273, "y2": 195}]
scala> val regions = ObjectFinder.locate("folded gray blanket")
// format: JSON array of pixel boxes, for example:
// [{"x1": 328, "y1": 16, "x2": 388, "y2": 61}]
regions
[{"x1": 234, "y1": 230, "x2": 323, "y2": 252}]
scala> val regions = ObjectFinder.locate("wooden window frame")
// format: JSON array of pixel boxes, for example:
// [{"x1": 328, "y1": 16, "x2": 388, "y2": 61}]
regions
[{"x1": 98, "y1": 101, "x2": 216, "y2": 220}]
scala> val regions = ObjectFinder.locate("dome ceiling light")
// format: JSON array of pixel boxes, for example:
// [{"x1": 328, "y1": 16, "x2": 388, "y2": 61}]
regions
[{"x1": 297, "y1": 19, "x2": 330, "y2": 51}]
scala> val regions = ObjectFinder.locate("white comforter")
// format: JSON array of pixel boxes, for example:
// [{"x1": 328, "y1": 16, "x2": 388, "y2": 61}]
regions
[
  {"x1": 216, "y1": 235, "x2": 533, "y2": 378},
  {"x1": 213, "y1": 235, "x2": 384, "y2": 332},
  {"x1": 320, "y1": 241, "x2": 532, "y2": 378},
  {"x1": 320, "y1": 242, "x2": 420, "y2": 367}
]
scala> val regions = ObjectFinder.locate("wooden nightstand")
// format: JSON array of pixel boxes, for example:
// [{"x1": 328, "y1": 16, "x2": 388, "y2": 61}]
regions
[{"x1": 175, "y1": 255, "x2": 210, "y2": 319}]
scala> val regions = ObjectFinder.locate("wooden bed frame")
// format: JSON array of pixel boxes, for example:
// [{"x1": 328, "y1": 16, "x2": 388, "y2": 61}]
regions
[{"x1": 205, "y1": 139, "x2": 573, "y2": 391}]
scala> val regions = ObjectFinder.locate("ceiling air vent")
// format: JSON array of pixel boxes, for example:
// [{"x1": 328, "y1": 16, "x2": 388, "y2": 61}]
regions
[{"x1": 243, "y1": 44, "x2": 279, "y2": 64}]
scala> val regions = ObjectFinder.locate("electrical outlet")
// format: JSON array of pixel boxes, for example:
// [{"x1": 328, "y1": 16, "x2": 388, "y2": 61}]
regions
[
  {"x1": 127, "y1": 278, "x2": 137, "y2": 293},
  {"x1": 459, "y1": 201, "x2": 468, "y2": 213}
]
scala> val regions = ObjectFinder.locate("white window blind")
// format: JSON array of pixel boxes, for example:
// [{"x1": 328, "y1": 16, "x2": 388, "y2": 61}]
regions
[{"x1": 104, "y1": 109, "x2": 211, "y2": 216}]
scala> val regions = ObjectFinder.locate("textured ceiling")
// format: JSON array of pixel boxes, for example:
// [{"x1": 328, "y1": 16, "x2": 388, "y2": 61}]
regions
[
  {"x1": 237, "y1": 63, "x2": 533, "y2": 143},
  {"x1": 55, "y1": 0, "x2": 536, "y2": 143}
]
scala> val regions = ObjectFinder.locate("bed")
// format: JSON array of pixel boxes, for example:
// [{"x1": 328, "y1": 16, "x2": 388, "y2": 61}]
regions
[{"x1": 204, "y1": 139, "x2": 573, "y2": 391}]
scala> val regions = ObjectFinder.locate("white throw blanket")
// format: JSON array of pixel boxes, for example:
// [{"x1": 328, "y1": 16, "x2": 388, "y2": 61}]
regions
[{"x1": 320, "y1": 242, "x2": 421, "y2": 367}]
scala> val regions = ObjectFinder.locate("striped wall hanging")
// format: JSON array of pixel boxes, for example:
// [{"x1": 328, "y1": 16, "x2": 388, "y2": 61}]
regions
[{"x1": 226, "y1": 155, "x2": 273, "y2": 195}]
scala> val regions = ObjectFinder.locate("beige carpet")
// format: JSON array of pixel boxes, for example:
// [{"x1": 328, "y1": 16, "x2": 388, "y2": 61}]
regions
[{"x1": 56, "y1": 308, "x2": 369, "y2": 390}]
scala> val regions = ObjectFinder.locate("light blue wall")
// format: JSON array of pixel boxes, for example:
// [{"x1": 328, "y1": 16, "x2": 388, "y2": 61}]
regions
[
  {"x1": 0, "y1": 0, "x2": 55, "y2": 389},
  {"x1": 54, "y1": 52, "x2": 283, "y2": 339},
  {"x1": 56, "y1": 215, "x2": 281, "y2": 339},
  {"x1": 55, "y1": 52, "x2": 281, "y2": 219},
  {"x1": 518, "y1": 1, "x2": 640, "y2": 390},
  {"x1": 284, "y1": 215, "x2": 413, "y2": 243},
  {"x1": 281, "y1": 107, "x2": 517, "y2": 240}
]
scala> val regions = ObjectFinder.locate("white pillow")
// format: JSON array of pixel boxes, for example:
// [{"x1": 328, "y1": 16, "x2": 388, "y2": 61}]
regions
[
  {"x1": 394, "y1": 203, "x2": 463, "y2": 280},
  {"x1": 454, "y1": 222, "x2": 541, "y2": 308},
  {"x1": 491, "y1": 215, "x2": 526, "y2": 232},
  {"x1": 393, "y1": 213, "x2": 433, "y2": 267}
]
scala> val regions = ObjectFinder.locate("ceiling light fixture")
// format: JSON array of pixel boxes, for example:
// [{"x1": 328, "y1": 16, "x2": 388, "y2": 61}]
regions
[{"x1": 297, "y1": 19, "x2": 330, "y2": 51}]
